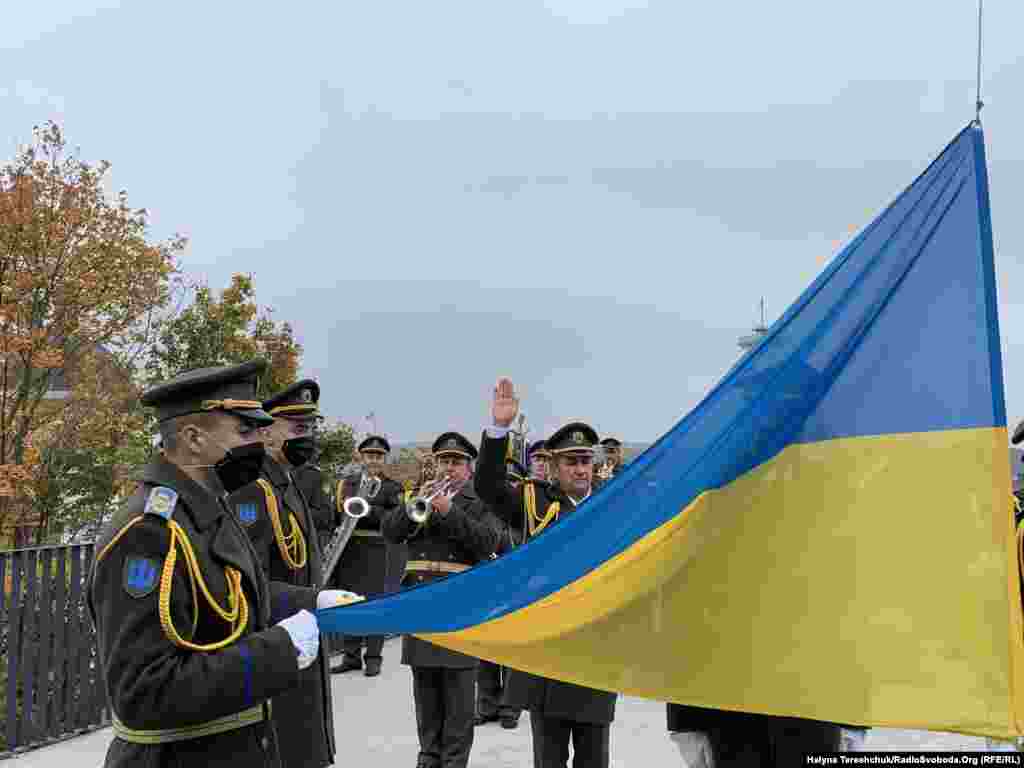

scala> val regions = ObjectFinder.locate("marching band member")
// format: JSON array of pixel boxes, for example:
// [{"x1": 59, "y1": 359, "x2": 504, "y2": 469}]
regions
[
  {"x1": 475, "y1": 378, "x2": 617, "y2": 768},
  {"x1": 382, "y1": 432, "x2": 497, "y2": 768},
  {"x1": 86, "y1": 361, "x2": 359, "y2": 768},
  {"x1": 528, "y1": 439, "x2": 551, "y2": 482},
  {"x1": 330, "y1": 435, "x2": 403, "y2": 676},
  {"x1": 597, "y1": 437, "x2": 625, "y2": 478}
]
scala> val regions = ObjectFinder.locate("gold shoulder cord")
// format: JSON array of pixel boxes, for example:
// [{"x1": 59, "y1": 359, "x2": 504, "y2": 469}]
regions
[
  {"x1": 258, "y1": 478, "x2": 307, "y2": 570},
  {"x1": 96, "y1": 515, "x2": 249, "y2": 652},
  {"x1": 336, "y1": 479, "x2": 347, "y2": 515},
  {"x1": 523, "y1": 482, "x2": 559, "y2": 538}
]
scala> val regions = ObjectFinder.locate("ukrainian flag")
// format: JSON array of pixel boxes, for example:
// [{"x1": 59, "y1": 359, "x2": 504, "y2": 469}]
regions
[{"x1": 318, "y1": 123, "x2": 1023, "y2": 738}]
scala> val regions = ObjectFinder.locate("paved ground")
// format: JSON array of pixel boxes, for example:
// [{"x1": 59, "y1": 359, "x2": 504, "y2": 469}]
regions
[{"x1": 6, "y1": 639, "x2": 1008, "y2": 766}]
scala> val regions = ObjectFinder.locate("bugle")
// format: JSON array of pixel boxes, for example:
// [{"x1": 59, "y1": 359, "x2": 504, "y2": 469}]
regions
[{"x1": 342, "y1": 471, "x2": 382, "y2": 519}]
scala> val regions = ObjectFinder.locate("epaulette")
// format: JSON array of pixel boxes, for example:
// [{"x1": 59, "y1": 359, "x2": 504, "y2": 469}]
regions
[{"x1": 143, "y1": 486, "x2": 179, "y2": 521}]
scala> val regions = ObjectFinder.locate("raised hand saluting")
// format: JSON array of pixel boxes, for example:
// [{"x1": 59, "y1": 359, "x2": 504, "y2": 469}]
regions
[{"x1": 492, "y1": 377, "x2": 519, "y2": 428}]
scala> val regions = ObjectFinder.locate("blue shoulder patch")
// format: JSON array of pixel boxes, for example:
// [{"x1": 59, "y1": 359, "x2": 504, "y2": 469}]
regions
[
  {"x1": 236, "y1": 501, "x2": 258, "y2": 526},
  {"x1": 143, "y1": 487, "x2": 178, "y2": 520},
  {"x1": 123, "y1": 555, "x2": 161, "y2": 599}
]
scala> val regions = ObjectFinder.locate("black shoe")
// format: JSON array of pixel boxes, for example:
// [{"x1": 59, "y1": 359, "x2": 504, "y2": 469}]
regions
[
  {"x1": 474, "y1": 713, "x2": 499, "y2": 727},
  {"x1": 364, "y1": 659, "x2": 382, "y2": 677},
  {"x1": 330, "y1": 656, "x2": 362, "y2": 674},
  {"x1": 500, "y1": 716, "x2": 519, "y2": 729}
]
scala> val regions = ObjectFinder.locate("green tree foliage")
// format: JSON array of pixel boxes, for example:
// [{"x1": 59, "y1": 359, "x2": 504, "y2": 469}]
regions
[{"x1": 144, "y1": 273, "x2": 302, "y2": 398}]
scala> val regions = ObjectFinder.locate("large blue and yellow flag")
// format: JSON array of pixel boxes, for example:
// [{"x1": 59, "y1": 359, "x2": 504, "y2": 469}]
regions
[{"x1": 319, "y1": 123, "x2": 1023, "y2": 738}]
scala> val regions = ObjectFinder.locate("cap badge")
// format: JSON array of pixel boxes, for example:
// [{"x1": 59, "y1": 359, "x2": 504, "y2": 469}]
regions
[
  {"x1": 300, "y1": 389, "x2": 312, "y2": 402},
  {"x1": 571, "y1": 431, "x2": 585, "y2": 444},
  {"x1": 444, "y1": 438, "x2": 457, "y2": 450}
]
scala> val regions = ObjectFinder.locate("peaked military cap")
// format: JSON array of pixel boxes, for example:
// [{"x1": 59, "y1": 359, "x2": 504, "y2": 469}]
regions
[
  {"x1": 432, "y1": 431, "x2": 477, "y2": 460},
  {"x1": 529, "y1": 439, "x2": 551, "y2": 459},
  {"x1": 358, "y1": 435, "x2": 391, "y2": 454},
  {"x1": 1013, "y1": 419, "x2": 1024, "y2": 446},
  {"x1": 141, "y1": 360, "x2": 273, "y2": 425},
  {"x1": 262, "y1": 379, "x2": 320, "y2": 420},
  {"x1": 547, "y1": 422, "x2": 599, "y2": 455},
  {"x1": 599, "y1": 437, "x2": 622, "y2": 448}
]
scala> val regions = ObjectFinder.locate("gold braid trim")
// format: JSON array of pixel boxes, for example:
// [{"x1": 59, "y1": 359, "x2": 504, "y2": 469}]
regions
[
  {"x1": 94, "y1": 510, "x2": 247, "y2": 651},
  {"x1": 523, "y1": 482, "x2": 559, "y2": 538},
  {"x1": 336, "y1": 480, "x2": 346, "y2": 515},
  {"x1": 269, "y1": 404, "x2": 319, "y2": 416},
  {"x1": 257, "y1": 479, "x2": 307, "y2": 570},
  {"x1": 159, "y1": 520, "x2": 248, "y2": 651},
  {"x1": 200, "y1": 399, "x2": 262, "y2": 411},
  {"x1": 96, "y1": 516, "x2": 146, "y2": 564}
]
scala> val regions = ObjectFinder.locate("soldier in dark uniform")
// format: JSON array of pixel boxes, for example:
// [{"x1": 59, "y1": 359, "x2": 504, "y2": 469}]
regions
[
  {"x1": 228, "y1": 379, "x2": 357, "y2": 767},
  {"x1": 598, "y1": 437, "x2": 625, "y2": 477},
  {"x1": 528, "y1": 439, "x2": 551, "y2": 482},
  {"x1": 475, "y1": 378, "x2": 617, "y2": 768},
  {"x1": 474, "y1": 458, "x2": 526, "y2": 731},
  {"x1": 85, "y1": 361, "x2": 360, "y2": 768},
  {"x1": 330, "y1": 435, "x2": 403, "y2": 676},
  {"x1": 382, "y1": 432, "x2": 497, "y2": 768},
  {"x1": 294, "y1": 461, "x2": 333, "y2": 556}
]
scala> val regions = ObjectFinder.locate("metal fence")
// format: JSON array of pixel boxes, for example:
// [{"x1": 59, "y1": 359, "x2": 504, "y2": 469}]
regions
[{"x1": 1, "y1": 544, "x2": 109, "y2": 758}]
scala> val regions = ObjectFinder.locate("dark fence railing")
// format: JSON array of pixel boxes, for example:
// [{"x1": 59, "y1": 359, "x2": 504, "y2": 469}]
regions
[{"x1": 1, "y1": 544, "x2": 109, "y2": 758}]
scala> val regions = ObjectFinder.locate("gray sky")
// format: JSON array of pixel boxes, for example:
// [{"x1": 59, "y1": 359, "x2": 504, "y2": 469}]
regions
[{"x1": 4, "y1": 2, "x2": 1023, "y2": 444}]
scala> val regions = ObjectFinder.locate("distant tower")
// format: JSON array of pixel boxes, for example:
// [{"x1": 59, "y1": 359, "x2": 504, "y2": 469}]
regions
[{"x1": 737, "y1": 297, "x2": 769, "y2": 352}]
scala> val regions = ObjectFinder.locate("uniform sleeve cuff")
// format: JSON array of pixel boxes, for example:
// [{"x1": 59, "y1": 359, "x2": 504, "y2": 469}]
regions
[{"x1": 486, "y1": 426, "x2": 511, "y2": 438}]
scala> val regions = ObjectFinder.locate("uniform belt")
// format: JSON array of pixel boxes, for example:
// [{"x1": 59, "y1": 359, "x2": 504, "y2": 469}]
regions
[
  {"x1": 112, "y1": 704, "x2": 265, "y2": 744},
  {"x1": 405, "y1": 560, "x2": 471, "y2": 574},
  {"x1": 352, "y1": 529, "x2": 383, "y2": 538}
]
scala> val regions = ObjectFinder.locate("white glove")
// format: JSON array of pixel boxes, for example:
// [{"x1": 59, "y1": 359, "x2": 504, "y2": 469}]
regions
[
  {"x1": 317, "y1": 589, "x2": 365, "y2": 609},
  {"x1": 276, "y1": 609, "x2": 319, "y2": 670}
]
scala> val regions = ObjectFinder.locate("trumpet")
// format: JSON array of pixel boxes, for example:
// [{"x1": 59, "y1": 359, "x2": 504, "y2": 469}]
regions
[
  {"x1": 342, "y1": 470, "x2": 382, "y2": 520},
  {"x1": 596, "y1": 458, "x2": 615, "y2": 481},
  {"x1": 407, "y1": 476, "x2": 456, "y2": 524}
]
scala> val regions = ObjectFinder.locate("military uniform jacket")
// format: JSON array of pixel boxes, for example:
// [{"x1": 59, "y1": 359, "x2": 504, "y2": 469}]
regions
[
  {"x1": 381, "y1": 481, "x2": 497, "y2": 668},
  {"x1": 331, "y1": 474, "x2": 403, "y2": 597},
  {"x1": 86, "y1": 456, "x2": 315, "y2": 768},
  {"x1": 475, "y1": 433, "x2": 618, "y2": 725},
  {"x1": 293, "y1": 464, "x2": 334, "y2": 552},
  {"x1": 228, "y1": 457, "x2": 335, "y2": 768}
]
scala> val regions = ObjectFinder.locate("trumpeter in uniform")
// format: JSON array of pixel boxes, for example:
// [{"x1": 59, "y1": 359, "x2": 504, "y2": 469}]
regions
[
  {"x1": 330, "y1": 434, "x2": 403, "y2": 676},
  {"x1": 86, "y1": 361, "x2": 358, "y2": 768},
  {"x1": 475, "y1": 378, "x2": 618, "y2": 768},
  {"x1": 597, "y1": 437, "x2": 625, "y2": 478},
  {"x1": 382, "y1": 431, "x2": 498, "y2": 768}
]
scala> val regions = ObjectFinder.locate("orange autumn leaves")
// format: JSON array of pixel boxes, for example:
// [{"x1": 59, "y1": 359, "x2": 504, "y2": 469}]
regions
[{"x1": 0, "y1": 122, "x2": 181, "y2": 532}]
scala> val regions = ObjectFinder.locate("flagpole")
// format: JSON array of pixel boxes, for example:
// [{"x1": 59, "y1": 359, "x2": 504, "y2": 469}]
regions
[{"x1": 975, "y1": 0, "x2": 984, "y2": 123}]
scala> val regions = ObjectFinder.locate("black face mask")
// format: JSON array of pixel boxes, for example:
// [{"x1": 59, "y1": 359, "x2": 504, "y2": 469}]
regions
[
  {"x1": 282, "y1": 436, "x2": 317, "y2": 467},
  {"x1": 214, "y1": 442, "x2": 266, "y2": 494}
]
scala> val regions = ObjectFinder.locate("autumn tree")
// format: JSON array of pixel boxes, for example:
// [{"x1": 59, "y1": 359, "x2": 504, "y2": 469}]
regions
[
  {"x1": 0, "y1": 122, "x2": 181, "y2": 546},
  {"x1": 315, "y1": 420, "x2": 356, "y2": 478},
  {"x1": 145, "y1": 273, "x2": 302, "y2": 398}
]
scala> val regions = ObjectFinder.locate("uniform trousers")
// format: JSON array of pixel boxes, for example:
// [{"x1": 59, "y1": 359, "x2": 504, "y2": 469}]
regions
[
  {"x1": 529, "y1": 712, "x2": 610, "y2": 768},
  {"x1": 670, "y1": 718, "x2": 841, "y2": 766},
  {"x1": 412, "y1": 667, "x2": 476, "y2": 768},
  {"x1": 476, "y1": 660, "x2": 521, "y2": 720},
  {"x1": 342, "y1": 634, "x2": 384, "y2": 660}
]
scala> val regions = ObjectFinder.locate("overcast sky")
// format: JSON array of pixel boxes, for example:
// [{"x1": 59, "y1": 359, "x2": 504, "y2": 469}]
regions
[{"x1": 3, "y1": 2, "x2": 1022, "y2": 444}]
